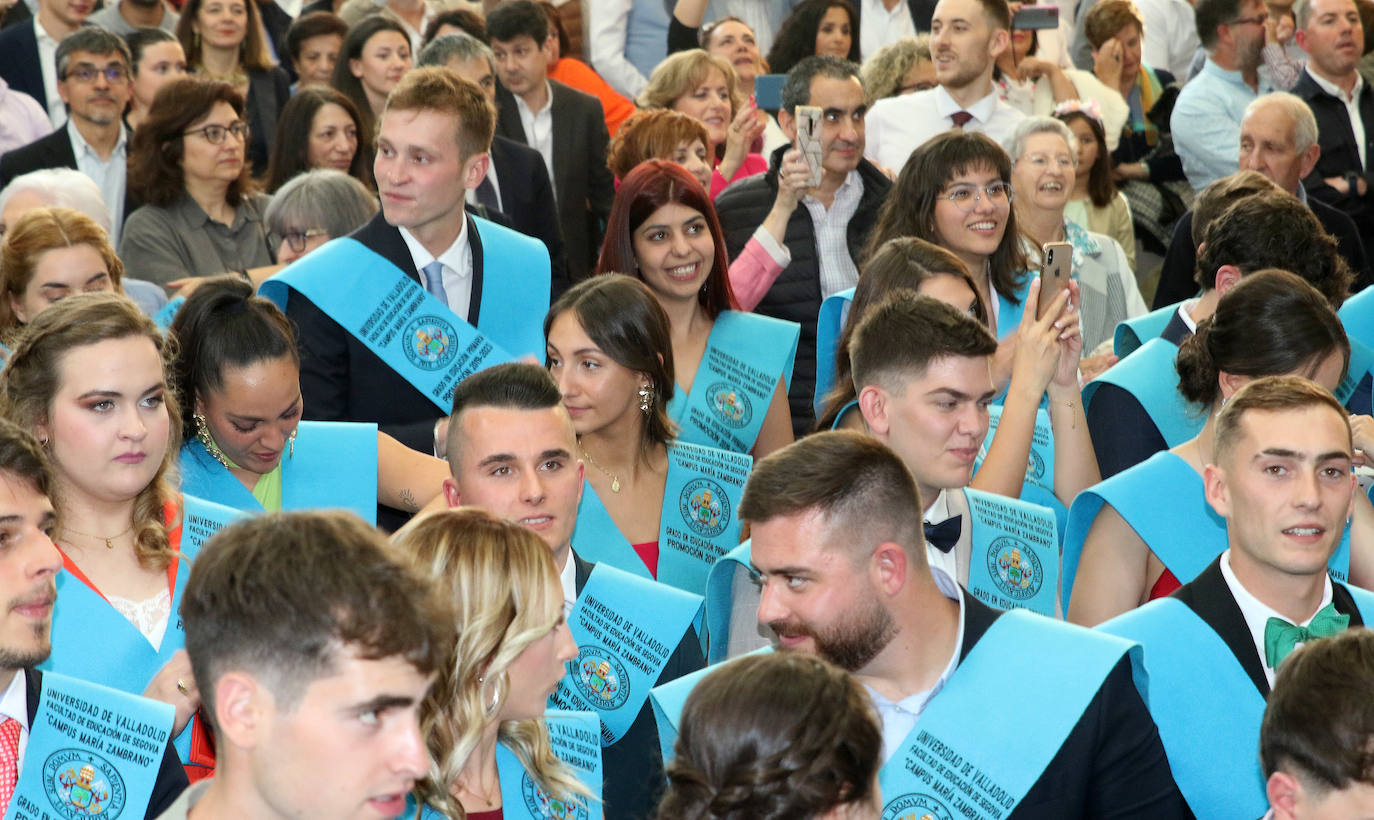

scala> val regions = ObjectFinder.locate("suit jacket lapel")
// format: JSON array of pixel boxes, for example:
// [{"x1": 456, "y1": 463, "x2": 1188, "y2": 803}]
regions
[
  {"x1": 349, "y1": 212, "x2": 417, "y2": 282},
  {"x1": 957, "y1": 591, "x2": 1002, "y2": 664},
  {"x1": 1174, "y1": 558, "x2": 1271, "y2": 697},
  {"x1": 548, "y1": 81, "x2": 568, "y2": 204},
  {"x1": 495, "y1": 87, "x2": 526, "y2": 144},
  {"x1": 24, "y1": 668, "x2": 39, "y2": 725},
  {"x1": 466, "y1": 213, "x2": 484, "y2": 327},
  {"x1": 572, "y1": 550, "x2": 593, "y2": 594},
  {"x1": 1333, "y1": 581, "x2": 1366, "y2": 625}
]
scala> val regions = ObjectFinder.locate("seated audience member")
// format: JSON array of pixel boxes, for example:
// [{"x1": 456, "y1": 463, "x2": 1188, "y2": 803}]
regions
[
  {"x1": 639, "y1": 49, "x2": 768, "y2": 197},
  {"x1": 264, "y1": 87, "x2": 370, "y2": 193},
  {"x1": 169, "y1": 277, "x2": 449, "y2": 525},
  {"x1": 488, "y1": 0, "x2": 614, "y2": 283},
  {"x1": 124, "y1": 29, "x2": 188, "y2": 132},
  {"x1": 88, "y1": 0, "x2": 178, "y2": 37},
  {"x1": 0, "y1": 207, "x2": 123, "y2": 342},
  {"x1": 1006, "y1": 116, "x2": 1147, "y2": 358},
  {"x1": 1054, "y1": 101, "x2": 1136, "y2": 272},
  {"x1": 284, "y1": 11, "x2": 347, "y2": 89},
  {"x1": 541, "y1": 1, "x2": 635, "y2": 138},
  {"x1": 414, "y1": 32, "x2": 570, "y2": 295},
  {"x1": 421, "y1": 7, "x2": 485, "y2": 43},
  {"x1": 396, "y1": 509, "x2": 592, "y2": 820},
  {"x1": 1071, "y1": 0, "x2": 1198, "y2": 80},
  {"x1": 606, "y1": 108, "x2": 714, "y2": 190},
  {"x1": 263, "y1": 169, "x2": 377, "y2": 265},
  {"x1": 596, "y1": 161, "x2": 796, "y2": 457},
  {"x1": 262, "y1": 68, "x2": 550, "y2": 455},
  {"x1": 864, "y1": 0, "x2": 1024, "y2": 173},
  {"x1": 438, "y1": 361, "x2": 706, "y2": 820},
  {"x1": 1067, "y1": 271, "x2": 1365, "y2": 625},
  {"x1": 861, "y1": 34, "x2": 936, "y2": 104},
  {"x1": 767, "y1": 0, "x2": 860, "y2": 75},
  {"x1": 0, "y1": 417, "x2": 188, "y2": 819},
  {"x1": 121, "y1": 78, "x2": 274, "y2": 290},
  {"x1": 1098, "y1": 375, "x2": 1374, "y2": 818},
  {"x1": 1259, "y1": 629, "x2": 1374, "y2": 820},
  {"x1": 0, "y1": 0, "x2": 93, "y2": 127},
  {"x1": 1086, "y1": 190, "x2": 1354, "y2": 478},
  {"x1": 716, "y1": 55, "x2": 890, "y2": 433},
  {"x1": 1172, "y1": 0, "x2": 1273, "y2": 191},
  {"x1": 739, "y1": 431, "x2": 1191, "y2": 816},
  {"x1": 165, "y1": 509, "x2": 448, "y2": 818},
  {"x1": 0, "y1": 27, "x2": 137, "y2": 243},
  {"x1": 331, "y1": 15, "x2": 413, "y2": 150},
  {"x1": 174, "y1": 0, "x2": 290, "y2": 176},
  {"x1": 655, "y1": 652, "x2": 882, "y2": 820},
  {"x1": 1078, "y1": 0, "x2": 1190, "y2": 257},
  {"x1": 1155, "y1": 94, "x2": 1372, "y2": 308},
  {"x1": 0, "y1": 77, "x2": 51, "y2": 156}
]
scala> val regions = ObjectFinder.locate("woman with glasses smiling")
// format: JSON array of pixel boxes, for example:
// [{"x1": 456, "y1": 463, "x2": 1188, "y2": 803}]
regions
[{"x1": 120, "y1": 77, "x2": 275, "y2": 292}]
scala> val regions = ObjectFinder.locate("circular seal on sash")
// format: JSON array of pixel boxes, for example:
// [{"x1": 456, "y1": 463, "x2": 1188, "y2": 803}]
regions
[
  {"x1": 573, "y1": 646, "x2": 631, "y2": 710},
  {"x1": 402, "y1": 315, "x2": 458, "y2": 371},
  {"x1": 520, "y1": 771, "x2": 590, "y2": 820},
  {"x1": 705, "y1": 382, "x2": 752, "y2": 429},
  {"x1": 880, "y1": 792, "x2": 955, "y2": 820},
  {"x1": 680, "y1": 478, "x2": 730, "y2": 538},
  {"x1": 986, "y1": 536, "x2": 1043, "y2": 600},
  {"x1": 42, "y1": 749, "x2": 127, "y2": 819},
  {"x1": 1026, "y1": 447, "x2": 1045, "y2": 481}
]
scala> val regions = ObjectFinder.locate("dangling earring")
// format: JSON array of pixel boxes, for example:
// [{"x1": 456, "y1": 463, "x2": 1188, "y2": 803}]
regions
[
  {"x1": 192, "y1": 29, "x2": 201, "y2": 52},
  {"x1": 194, "y1": 413, "x2": 233, "y2": 469},
  {"x1": 288, "y1": 429, "x2": 296, "y2": 460},
  {"x1": 478, "y1": 674, "x2": 500, "y2": 717},
  {"x1": 638, "y1": 383, "x2": 653, "y2": 415}
]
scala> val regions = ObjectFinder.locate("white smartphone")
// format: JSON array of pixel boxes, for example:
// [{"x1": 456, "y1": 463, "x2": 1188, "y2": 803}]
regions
[{"x1": 795, "y1": 105, "x2": 824, "y2": 187}]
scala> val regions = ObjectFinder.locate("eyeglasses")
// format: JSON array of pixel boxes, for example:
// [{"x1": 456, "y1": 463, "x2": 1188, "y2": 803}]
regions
[
  {"x1": 1018, "y1": 153, "x2": 1076, "y2": 169},
  {"x1": 183, "y1": 121, "x2": 250, "y2": 144},
  {"x1": 1227, "y1": 14, "x2": 1268, "y2": 25},
  {"x1": 62, "y1": 64, "x2": 130, "y2": 84},
  {"x1": 940, "y1": 182, "x2": 1014, "y2": 211},
  {"x1": 270, "y1": 228, "x2": 330, "y2": 254}
]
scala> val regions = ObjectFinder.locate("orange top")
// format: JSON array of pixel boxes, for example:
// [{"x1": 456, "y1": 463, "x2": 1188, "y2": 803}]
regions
[
  {"x1": 549, "y1": 58, "x2": 636, "y2": 137},
  {"x1": 59, "y1": 499, "x2": 182, "y2": 604}
]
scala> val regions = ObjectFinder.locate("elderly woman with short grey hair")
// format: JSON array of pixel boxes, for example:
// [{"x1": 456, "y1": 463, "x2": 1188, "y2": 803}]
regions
[
  {"x1": 264, "y1": 168, "x2": 378, "y2": 265},
  {"x1": 1006, "y1": 116, "x2": 1147, "y2": 366}
]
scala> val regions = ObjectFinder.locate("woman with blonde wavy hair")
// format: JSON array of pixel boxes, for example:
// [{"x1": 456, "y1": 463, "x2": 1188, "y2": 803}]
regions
[
  {"x1": 0, "y1": 292, "x2": 210, "y2": 773},
  {"x1": 0, "y1": 207, "x2": 123, "y2": 341},
  {"x1": 397, "y1": 508, "x2": 587, "y2": 819}
]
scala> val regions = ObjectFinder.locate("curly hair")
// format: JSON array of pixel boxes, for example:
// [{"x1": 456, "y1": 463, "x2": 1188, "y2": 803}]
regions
[
  {"x1": 0, "y1": 292, "x2": 182, "y2": 570},
  {"x1": 606, "y1": 109, "x2": 710, "y2": 180},
  {"x1": 127, "y1": 77, "x2": 256, "y2": 208},
  {"x1": 655, "y1": 651, "x2": 882, "y2": 820},
  {"x1": 0, "y1": 207, "x2": 124, "y2": 335},
  {"x1": 766, "y1": 0, "x2": 860, "y2": 76},
  {"x1": 861, "y1": 34, "x2": 931, "y2": 105},
  {"x1": 396, "y1": 508, "x2": 590, "y2": 820}
]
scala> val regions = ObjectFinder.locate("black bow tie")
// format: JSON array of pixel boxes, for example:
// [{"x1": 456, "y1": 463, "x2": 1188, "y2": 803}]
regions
[{"x1": 924, "y1": 516, "x2": 963, "y2": 554}]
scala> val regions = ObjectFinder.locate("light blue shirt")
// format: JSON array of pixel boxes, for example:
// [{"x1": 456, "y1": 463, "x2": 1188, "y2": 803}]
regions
[
  {"x1": 67, "y1": 119, "x2": 128, "y2": 245},
  {"x1": 1171, "y1": 58, "x2": 1272, "y2": 191}
]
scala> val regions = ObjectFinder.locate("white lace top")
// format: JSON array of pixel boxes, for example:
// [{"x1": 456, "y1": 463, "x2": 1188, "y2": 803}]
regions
[{"x1": 106, "y1": 589, "x2": 171, "y2": 651}]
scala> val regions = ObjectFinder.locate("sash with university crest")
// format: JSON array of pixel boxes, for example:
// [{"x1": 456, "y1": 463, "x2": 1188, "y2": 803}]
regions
[
  {"x1": 975, "y1": 406, "x2": 1065, "y2": 537},
  {"x1": 548, "y1": 565, "x2": 703, "y2": 745},
  {"x1": 1081, "y1": 337, "x2": 1206, "y2": 447},
  {"x1": 496, "y1": 711, "x2": 603, "y2": 820},
  {"x1": 178, "y1": 420, "x2": 379, "y2": 524},
  {"x1": 813, "y1": 288, "x2": 853, "y2": 417},
  {"x1": 4, "y1": 674, "x2": 173, "y2": 820},
  {"x1": 961, "y1": 490, "x2": 1060, "y2": 617},
  {"x1": 665, "y1": 311, "x2": 799, "y2": 454},
  {"x1": 1113, "y1": 304, "x2": 1176, "y2": 359}
]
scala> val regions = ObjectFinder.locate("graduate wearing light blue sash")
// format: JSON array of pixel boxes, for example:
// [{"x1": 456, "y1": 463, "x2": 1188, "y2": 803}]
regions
[
  {"x1": 1081, "y1": 338, "x2": 1205, "y2": 447},
  {"x1": 976, "y1": 405, "x2": 1066, "y2": 536},
  {"x1": 178, "y1": 420, "x2": 379, "y2": 524},
  {"x1": 994, "y1": 278, "x2": 1031, "y2": 342},
  {"x1": 1113, "y1": 304, "x2": 1177, "y2": 359},
  {"x1": 703, "y1": 541, "x2": 753, "y2": 663},
  {"x1": 813, "y1": 288, "x2": 853, "y2": 418},
  {"x1": 1340, "y1": 283, "x2": 1374, "y2": 350},
  {"x1": 665, "y1": 312, "x2": 799, "y2": 454},
  {"x1": 961, "y1": 489, "x2": 1060, "y2": 617}
]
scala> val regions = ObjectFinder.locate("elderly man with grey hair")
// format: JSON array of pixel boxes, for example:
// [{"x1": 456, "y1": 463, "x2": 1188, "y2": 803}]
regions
[
  {"x1": 415, "y1": 32, "x2": 568, "y2": 296},
  {"x1": 1154, "y1": 92, "x2": 1372, "y2": 307}
]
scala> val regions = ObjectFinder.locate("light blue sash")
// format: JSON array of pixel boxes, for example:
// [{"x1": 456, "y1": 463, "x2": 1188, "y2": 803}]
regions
[
  {"x1": 1082, "y1": 337, "x2": 1206, "y2": 446},
  {"x1": 151, "y1": 295, "x2": 184, "y2": 330},
  {"x1": 666, "y1": 311, "x2": 799, "y2": 454},
  {"x1": 1336, "y1": 338, "x2": 1374, "y2": 408},
  {"x1": 962, "y1": 489, "x2": 1060, "y2": 617},
  {"x1": 994, "y1": 279, "x2": 1031, "y2": 342},
  {"x1": 704, "y1": 541, "x2": 752, "y2": 664},
  {"x1": 1340, "y1": 284, "x2": 1374, "y2": 351},
  {"x1": 813, "y1": 288, "x2": 853, "y2": 417},
  {"x1": 1061, "y1": 452, "x2": 1352, "y2": 610},
  {"x1": 648, "y1": 647, "x2": 772, "y2": 767},
  {"x1": 549, "y1": 565, "x2": 702, "y2": 745},
  {"x1": 570, "y1": 443, "x2": 751, "y2": 596},
  {"x1": 878, "y1": 612, "x2": 1141, "y2": 819},
  {"x1": 5, "y1": 673, "x2": 173, "y2": 820},
  {"x1": 260, "y1": 225, "x2": 547, "y2": 412},
  {"x1": 975, "y1": 406, "x2": 1066, "y2": 537},
  {"x1": 43, "y1": 495, "x2": 245, "y2": 762},
  {"x1": 178, "y1": 421, "x2": 379, "y2": 523},
  {"x1": 495, "y1": 711, "x2": 604, "y2": 820},
  {"x1": 1113, "y1": 304, "x2": 1176, "y2": 358}
]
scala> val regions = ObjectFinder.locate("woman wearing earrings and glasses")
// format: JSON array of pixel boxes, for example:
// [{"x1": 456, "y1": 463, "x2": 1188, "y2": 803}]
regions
[{"x1": 120, "y1": 78, "x2": 276, "y2": 292}]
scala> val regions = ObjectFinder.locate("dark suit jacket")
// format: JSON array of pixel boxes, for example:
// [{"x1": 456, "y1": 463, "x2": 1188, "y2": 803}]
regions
[
  {"x1": 1294, "y1": 70, "x2": 1374, "y2": 237},
  {"x1": 0, "y1": 126, "x2": 139, "y2": 222},
  {"x1": 244, "y1": 66, "x2": 291, "y2": 177},
  {"x1": 489, "y1": 134, "x2": 570, "y2": 299},
  {"x1": 0, "y1": 21, "x2": 44, "y2": 115},
  {"x1": 959, "y1": 595, "x2": 1193, "y2": 818},
  {"x1": 494, "y1": 79, "x2": 614, "y2": 284},
  {"x1": 0, "y1": 1, "x2": 31, "y2": 31},
  {"x1": 23, "y1": 669, "x2": 189, "y2": 819},
  {"x1": 1172, "y1": 557, "x2": 1366, "y2": 698},
  {"x1": 572, "y1": 553, "x2": 705, "y2": 820}
]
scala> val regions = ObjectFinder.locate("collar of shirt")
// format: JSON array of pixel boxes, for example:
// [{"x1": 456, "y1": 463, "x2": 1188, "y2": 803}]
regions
[
  {"x1": 66, "y1": 118, "x2": 128, "y2": 161},
  {"x1": 398, "y1": 217, "x2": 471, "y2": 278},
  {"x1": 178, "y1": 193, "x2": 260, "y2": 231},
  {"x1": 514, "y1": 81, "x2": 555, "y2": 118},
  {"x1": 32, "y1": 15, "x2": 58, "y2": 47},
  {"x1": 1177, "y1": 297, "x2": 1200, "y2": 335},
  {"x1": 802, "y1": 167, "x2": 862, "y2": 207},
  {"x1": 1305, "y1": 65, "x2": 1365, "y2": 104},
  {"x1": 1202, "y1": 57, "x2": 1258, "y2": 90},
  {"x1": 559, "y1": 549, "x2": 578, "y2": 616},
  {"x1": 934, "y1": 84, "x2": 999, "y2": 123},
  {"x1": 1219, "y1": 548, "x2": 1333, "y2": 687},
  {"x1": 923, "y1": 488, "x2": 952, "y2": 525},
  {"x1": 864, "y1": 564, "x2": 966, "y2": 763}
]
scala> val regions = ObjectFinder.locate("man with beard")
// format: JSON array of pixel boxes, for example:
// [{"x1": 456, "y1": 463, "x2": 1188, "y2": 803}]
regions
[
  {"x1": 740, "y1": 429, "x2": 1193, "y2": 819},
  {"x1": 1172, "y1": 0, "x2": 1273, "y2": 190}
]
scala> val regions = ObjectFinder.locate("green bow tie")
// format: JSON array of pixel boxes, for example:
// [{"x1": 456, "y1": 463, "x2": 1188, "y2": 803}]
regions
[{"x1": 1263, "y1": 603, "x2": 1350, "y2": 668}]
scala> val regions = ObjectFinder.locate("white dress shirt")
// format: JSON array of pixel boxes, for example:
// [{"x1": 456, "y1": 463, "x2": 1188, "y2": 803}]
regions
[
  {"x1": 398, "y1": 220, "x2": 475, "y2": 322},
  {"x1": 865, "y1": 85, "x2": 1026, "y2": 172},
  {"x1": 802, "y1": 169, "x2": 863, "y2": 298},
  {"x1": 1305, "y1": 67, "x2": 1369, "y2": 170},
  {"x1": 0, "y1": 671, "x2": 29, "y2": 777},
  {"x1": 514, "y1": 82, "x2": 556, "y2": 202},
  {"x1": 1219, "y1": 549, "x2": 1335, "y2": 690},
  {"x1": 923, "y1": 488, "x2": 973, "y2": 586},
  {"x1": 559, "y1": 548, "x2": 577, "y2": 617},
  {"x1": 33, "y1": 17, "x2": 64, "y2": 127},
  {"x1": 67, "y1": 120, "x2": 128, "y2": 244},
  {"x1": 587, "y1": 0, "x2": 650, "y2": 99},
  {"x1": 860, "y1": 0, "x2": 916, "y2": 61}
]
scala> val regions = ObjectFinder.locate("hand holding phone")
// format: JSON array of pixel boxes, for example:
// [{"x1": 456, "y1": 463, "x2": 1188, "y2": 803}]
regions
[
  {"x1": 795, "y1": 105, "x2": 824, "y2": 187},
  {"x1": 1036, "y1": 241, "x2": 1073, "y2": 321}
]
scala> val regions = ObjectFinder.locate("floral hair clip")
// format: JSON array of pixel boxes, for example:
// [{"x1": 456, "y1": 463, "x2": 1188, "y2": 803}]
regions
[{"x1": 1052, "y1": 98, "x2": 1103, "y2": 125}]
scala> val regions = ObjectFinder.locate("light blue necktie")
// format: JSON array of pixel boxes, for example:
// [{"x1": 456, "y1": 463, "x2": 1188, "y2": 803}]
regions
[{"x1": 420, "y1": 260, "x2": 449, "y2": 305}]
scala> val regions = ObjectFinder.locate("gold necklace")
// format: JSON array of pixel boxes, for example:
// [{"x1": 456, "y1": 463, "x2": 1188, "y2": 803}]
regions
[
  {"x1": 455, "y1": 774, "x2": 498, "y2": 808},
  {"x1": 60, "y1": 523, "x2": 134, "y2": 550},
  {"x1": 579, "y1": 443, "x2": 621, "y2": 493}
]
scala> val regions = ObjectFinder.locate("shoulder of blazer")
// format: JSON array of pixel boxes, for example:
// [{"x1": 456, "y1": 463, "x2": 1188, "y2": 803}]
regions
[
  {"x1": 347, "y1": 212, "x2": 415, "y2": 278},
  {"x1": 1, "y1": 127, "x2": 77, "y2": 176}
]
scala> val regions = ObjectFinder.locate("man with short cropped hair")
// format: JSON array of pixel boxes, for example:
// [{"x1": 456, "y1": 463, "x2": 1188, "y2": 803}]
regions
[{"x1": 0, "y1": 0, "x2": 94, "y2": 126}]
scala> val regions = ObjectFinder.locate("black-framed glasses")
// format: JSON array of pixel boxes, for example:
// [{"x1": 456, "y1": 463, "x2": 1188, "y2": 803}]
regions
[
  {"x1": 62, "y1": 64, "x2": 130, "y2": 84},
  {"x1": 183, "y1": 121, "x2": 250, "y2": 144},
  {"x1": 940, "y1": 182, "x2": 1014, "y2": 212},
  {"x1": 269, "y1": 228, "x2": 329, "y2": 254}
]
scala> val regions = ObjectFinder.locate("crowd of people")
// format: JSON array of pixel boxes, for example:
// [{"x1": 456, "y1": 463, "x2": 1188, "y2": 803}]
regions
[{"x1": 0, "y1": 0, "x2": 1371, "y2": 817}]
